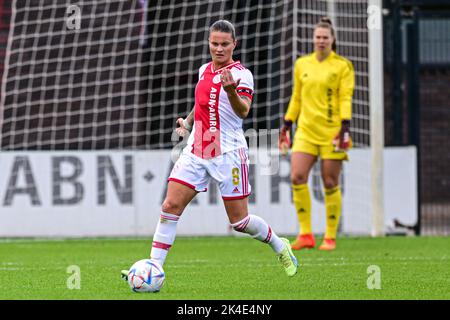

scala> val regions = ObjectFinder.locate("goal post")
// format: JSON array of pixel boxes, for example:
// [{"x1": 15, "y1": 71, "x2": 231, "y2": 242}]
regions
[{"x1": 368, "y1": 0, "x2": 385, "y2": 237}]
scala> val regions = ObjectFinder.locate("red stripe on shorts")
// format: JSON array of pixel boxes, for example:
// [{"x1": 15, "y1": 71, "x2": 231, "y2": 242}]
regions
[
  {"x1": 168, "y1": 177, "x2": 196, "y2": 190},
  {"x1": 239, "y1": 149, "x2": 248, "y2": 196}
]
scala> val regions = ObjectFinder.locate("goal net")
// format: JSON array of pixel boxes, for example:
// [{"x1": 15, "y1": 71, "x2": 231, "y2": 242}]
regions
[
  {"x1": 1, "y1": 0, "x2": 149, "y2": 150},
  {"x1": 0, "y1": 0, "x2": 382, "y2": 236},
  {"x1": 0, "y1": 0, "x2": 371, "y2": 150}
]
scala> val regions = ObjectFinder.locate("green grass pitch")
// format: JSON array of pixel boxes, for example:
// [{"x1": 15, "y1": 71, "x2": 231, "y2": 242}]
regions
[{"x1": 0, "y1": 236, "x2": 448, "y2": 300}]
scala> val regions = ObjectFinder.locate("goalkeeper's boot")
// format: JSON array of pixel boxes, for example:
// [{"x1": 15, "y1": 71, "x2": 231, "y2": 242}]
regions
[
  {"x1": 121, "y1": 269, "x2": 129, "y2": 281},
  {"x1": 291, "y1": 233, "x2": 315, "y2": 250},
  {"x1": 318, "y1": 238, "x2": 336, "y2": 251},
  {"x1": 277, "y1": 238, "x2": 298, "y2": 277}
]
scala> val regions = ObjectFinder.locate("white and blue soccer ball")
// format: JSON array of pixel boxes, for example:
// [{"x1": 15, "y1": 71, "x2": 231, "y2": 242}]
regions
[{"x1": 127, "y1": 259, "x2": 165, "y2": 293}]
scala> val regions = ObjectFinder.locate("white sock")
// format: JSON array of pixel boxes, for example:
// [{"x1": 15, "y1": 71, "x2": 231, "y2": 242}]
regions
[
  {"x1": 150, "y1": 212, "x2": 180, "y2": 266},
  {"x1": 231, "y1": 214, "x2": 285, "y2": 254}
]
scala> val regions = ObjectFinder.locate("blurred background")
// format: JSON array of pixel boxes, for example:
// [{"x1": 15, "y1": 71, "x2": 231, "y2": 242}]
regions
[{"x1": 0, "y1": 0, "x2": 448, "y2": 237}]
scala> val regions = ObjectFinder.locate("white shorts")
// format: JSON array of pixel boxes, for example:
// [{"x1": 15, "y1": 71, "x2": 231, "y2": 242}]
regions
[{"x1": 168, "y1": 148, "x2": 251, "y2": 200}]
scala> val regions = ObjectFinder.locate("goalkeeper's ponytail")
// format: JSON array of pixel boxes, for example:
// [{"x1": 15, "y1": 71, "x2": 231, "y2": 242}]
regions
[{"x1": 316, "y1": 17, "x2": 337, "y2": 51}]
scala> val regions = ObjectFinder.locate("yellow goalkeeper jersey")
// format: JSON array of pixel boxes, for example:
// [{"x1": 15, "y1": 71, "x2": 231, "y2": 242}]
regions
[{"x1": 284, "y1": 51, "x2": 355, "y2": 145}]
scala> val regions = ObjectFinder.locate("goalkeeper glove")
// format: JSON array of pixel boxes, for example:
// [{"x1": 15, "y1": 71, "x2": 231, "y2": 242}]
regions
[
  {"x1": 333, "y1": 120, "x2": 352, "y2": 151},
  {"x1": 279, "y1": 120, "x2": 292, "y2": 155}
]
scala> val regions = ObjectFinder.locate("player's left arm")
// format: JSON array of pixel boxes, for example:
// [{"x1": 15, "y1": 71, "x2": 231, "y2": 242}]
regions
[
  {"x1": 334, "y1": 61, "x2": 355, "y2": 150},
  {"x1": 339, "y1": 60, "x2": 355, "y2": 121},
  {"x1": 221, "y1": 69, "x2": 252, "y2": 119}
]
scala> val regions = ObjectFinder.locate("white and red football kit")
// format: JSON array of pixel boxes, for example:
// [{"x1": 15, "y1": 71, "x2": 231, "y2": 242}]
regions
[{"x1": 169, "y1": 61, "x2": 254, "y2": 199}]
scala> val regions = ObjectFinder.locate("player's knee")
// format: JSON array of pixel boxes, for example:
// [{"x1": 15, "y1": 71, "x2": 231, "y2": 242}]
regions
[
  {"x1": 161, "y1": 198, "x2": 183, "y2": 215},
  {"x1": 322, "y1": 177, "x2": 339, "y2": 189},
  {"x1": 291, "y1": 172, "x2": 308, "y2": 185}
]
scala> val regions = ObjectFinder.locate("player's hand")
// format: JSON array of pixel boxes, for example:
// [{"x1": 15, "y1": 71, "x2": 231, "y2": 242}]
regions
[
  {"x1": 175, "y1": 117, "x2": 191, "y2": 137},
  {"x1": 221, "y1": 69, "x2": 240, "y2": 94},
  {"x1": 333, "y1": 120, "x2": 352, "y2": 151},
  {"x1": 278, "y1": 120, "x2": 292, "y2": 156}
]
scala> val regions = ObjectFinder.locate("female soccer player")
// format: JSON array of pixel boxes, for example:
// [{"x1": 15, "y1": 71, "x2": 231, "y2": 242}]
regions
[
  {"x1": 124, "y1": 20, "x2": 297, "y2": 279},
  {"x1": 279, "y1": 17, "x2": 355, "y2": 251}
]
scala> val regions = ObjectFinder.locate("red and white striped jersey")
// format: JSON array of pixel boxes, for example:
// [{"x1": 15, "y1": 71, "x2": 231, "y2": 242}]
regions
[{"x1": 184, "y1": 61, "x2": 254, "y2": 159}]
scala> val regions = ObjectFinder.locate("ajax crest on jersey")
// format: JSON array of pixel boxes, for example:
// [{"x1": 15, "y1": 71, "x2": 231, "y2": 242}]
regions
[
  {"x1": 127, "y1": 259, "x2": 165, "y2": 293},
  {"x1": 213, "y1": 74, "x2": 221, "y2": 84}
]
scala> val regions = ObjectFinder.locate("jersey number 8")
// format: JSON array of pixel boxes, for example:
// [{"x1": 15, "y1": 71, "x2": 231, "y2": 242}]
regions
[{"x1": 232, "y1": 167, "x2": 240, "y2": 186}]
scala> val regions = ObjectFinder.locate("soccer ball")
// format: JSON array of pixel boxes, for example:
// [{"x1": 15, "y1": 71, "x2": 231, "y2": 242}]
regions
[{"x1": 127, "y1": 259, "x2": 165, "y2": 293}]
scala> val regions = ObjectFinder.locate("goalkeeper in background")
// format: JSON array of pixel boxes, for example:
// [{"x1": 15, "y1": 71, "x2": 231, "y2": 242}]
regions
[{"x1": 279, "y1": 17, "x2": 355, "y2": 251}]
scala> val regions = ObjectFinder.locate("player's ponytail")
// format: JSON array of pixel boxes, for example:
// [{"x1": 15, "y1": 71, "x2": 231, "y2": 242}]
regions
[
  {"x1": 320, "y1": 17, "x2": 333, "y2": 25},
  {"x1": 316, "y1": 17, "x2": 337, "y2": 51}
]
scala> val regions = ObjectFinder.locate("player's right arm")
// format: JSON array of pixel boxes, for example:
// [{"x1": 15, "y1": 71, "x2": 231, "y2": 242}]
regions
[
  {"x1": 175, "y1": 63, "x2": 209, "y2": 136},
  {"x1": 176, "y1": 62, "x2": 211, "y2": 136},
  {"x1": 175, "y1": 107, "x2": 194, "y2": 137},
  {"x1": 333, "y1": 59, "x2": 355, "y2": 151}
]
